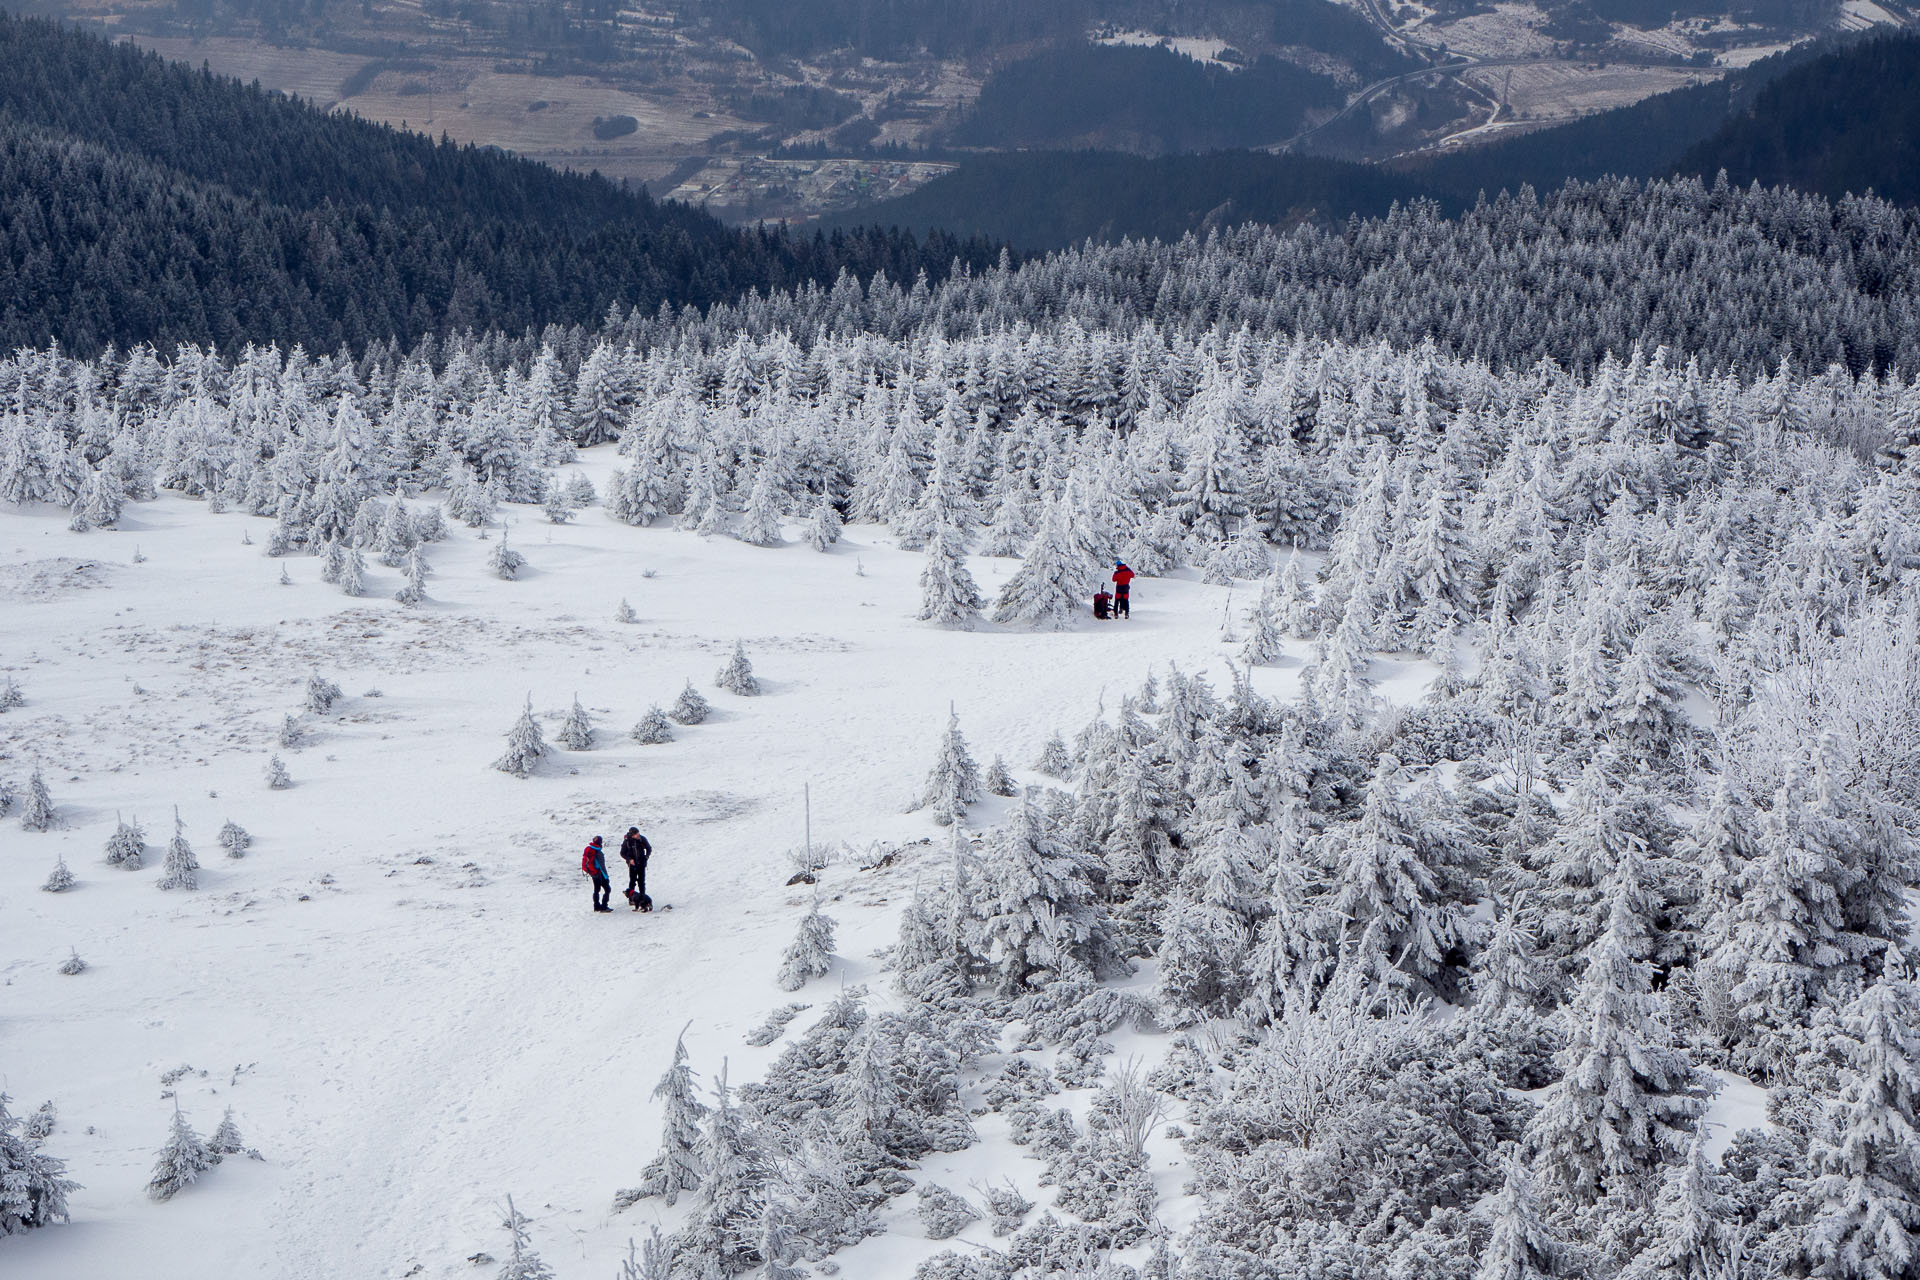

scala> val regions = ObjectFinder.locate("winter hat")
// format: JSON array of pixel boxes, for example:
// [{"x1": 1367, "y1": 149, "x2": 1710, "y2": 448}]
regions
[{"x1": 590, "y1": 835, "x2": 603, "y2": 846}]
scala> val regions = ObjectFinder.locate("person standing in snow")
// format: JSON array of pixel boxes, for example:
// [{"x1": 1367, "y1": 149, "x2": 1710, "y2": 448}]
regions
[
  {"x1": 1112, "y1": 562, "x2": 1134, "y2": 618},
  {"x1": 619, "y1": 826, "x2": 652, "y2": 910},
  {"x1": 582, "y1": 835, "x2": 612, "y2": 913}
]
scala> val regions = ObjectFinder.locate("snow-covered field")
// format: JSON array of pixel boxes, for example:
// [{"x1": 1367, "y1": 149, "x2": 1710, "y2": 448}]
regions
[{"x1": 1, "y1": 452, "x2": 1278, "y2": 1279}]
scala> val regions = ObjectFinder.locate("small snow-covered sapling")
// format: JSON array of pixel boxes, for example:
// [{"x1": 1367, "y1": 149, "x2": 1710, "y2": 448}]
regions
[
  {"x1": 614, "y1": 598, "x2": 638, "y2": 624},
  {"x1": 630, "y1": 706, "x2": 674, "y2": 745},
  {"x1": 986, "y1": 755, "x2": 1018, "y2": 797},
  {"x1": 493, "y1": 698, "x2": 548, "y2": 778},
  {"x1": 775, "y1": 897, "x2": 837, "y2": 992},
  {"x1": 147, "y1": 1109, "x2": 211, "y2": 1202},
  {"x1": 157, "y1": 810, "x2": 199, "y2": 891},
  {"x1": 668, "y1": 682, "x2": 710, "y2": 726},
  {"x1": 558, "y1": 695, "x2": 594, "y2": 751},
  {"x1": 59, "y1": 948, "x2": 86, "y2": 975},
  {"x1": 20, "y1": 768, "x2": 54, "y2": 832},
  {"x1": 41, "y1": 856, "x2": 74, "y2": 892},
  {"x1": 266, "y1": 755, "x2": 292, "y2": 789},
  {"x1": 219, "y1": 820, "x2": 252, "y2": 858},
  {"x1": 305, "y1": 672, "x2": 342, "y2": 715},
  {"x1": 715, "y1": 641, "x2": 760, "y2": 696},
  {"x1": 0, "y1": 675, "x2": 23, "y2": 711}
]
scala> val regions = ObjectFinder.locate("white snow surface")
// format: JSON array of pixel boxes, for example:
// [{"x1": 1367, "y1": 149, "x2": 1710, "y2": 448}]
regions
[{"x1": 1, "y1": 450, "x2": 1300, "y2": 1279}]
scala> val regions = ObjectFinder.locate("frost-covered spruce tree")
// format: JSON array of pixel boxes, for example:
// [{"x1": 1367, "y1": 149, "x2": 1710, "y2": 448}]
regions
[
  {"x1": 918, "y1": 1184, "x2": 981, "y2": 1240},
  {"x1": 41, "y1": 856, "x2": 74, "y2": 893},
  {"x1": 986, "y1": 755, "x2": 1018, "y2": 797},
  {"x1": 1618, "y1": 1127, "x2": 1736, "y2": 1280},
  {"x1": 631, "y1": 706, "x2": 674, "y2": 744},
  {"x1": 497, "y1": 1196, "x2": 556, "y2": 1280},
  {"x1": 715, "y1": 642, "x2": 760, "y2": 696},
  {"x1": 338, "y1": 545, "x2": 366, "y2": 597},
  {"x1": 488, "y1": 528, "x2": 527, "y2": 580},
  {"x1": 375, "y1": 493, "x2": 417, "y2": 566},
  {"x1": 540, "y1": 478, "x2": 573, "y2": 524},
  {"x1": 558, "y1": 695, "x2": 595, "y2": 750},
  {"x1": 305, "y1": 671, "x2": 342, "y2": 715},
  {"x1": 146, "y1": 1108, "x2": 212, "y2": 1201},
  {"x1": 207, "y1": 1108, "x2": 246, "y2": 1158},
  {"x1": 1035, "y1": 732, "x2": 1073, "y2": 778},
  {"x1": 0, "y1": 675, "x2": 23, "y2": 711},
  {"x1": 737, "y1": 464, "x2": 783, "y2": 546},
  {"x1": 158, "y1": 810, "x2": 199, "y2": 891},
  {"x1": 1476, "y1": 1152, "x2": 1559, "y2": 1280},
  {"x1": 614, "y1": 597, "x2": 637, "y2": 624},
  {"x1": 58, "y1": 949, "x2": 85, "y2": 975},
  {"x1": 804, "y1": 499, "x2": 842, "y2": 551},
  {"x1": 918, "y1": 511, "x2": 985, "y2": 630},
  {"x1": 278, "y1": 713, "x2": 304, "y2": 749},
  {"x1": 968, "y1": 798, "x2": 1111, "y2": 995},
  {"x1": 678, "y1": 1065, "x2": 770, "y2": 1270},
  {"x1": 106, "y1": 814, "x2": 146, "y2": 867},
  {"x1": 1527, "y1": 878, "x2": 1706, "y2": 1205},
  {"x1": 918, "y1": 708, "x2": 982, "y2": 826},
  {"x1": 635, "y1": 1031, "x2": 707, "y2": 1205},
  {"x1": 219, "y1": 819, "x2": 251, "y2": 858},
  {"x1": 394, "y1": 546, "x2": 429, "y2": 606},
  {"x1": 266, "y1": 754, "x2": 292, "y2": 789},
  {"x1": 617, "y1": 1228, "x2": 673, "y2": 1280},
  {"x1": 670, "y1": 681, "x2": 711, "y2": 725},
  {"x1": 0, "y1": 1092, "x2": 77, "y2": 1234},
  {"x1": 494, "y1": 698, "x2": 547, "y2": 778},
  {"x1": 319, "y1": 537, "x2": 347, "y2": 585},
  {"x1": 777, "y1": 896, "x2": 837, "y2": 992},
  {"x1": 1805, "y1": 948, "x2": 1920, "y2": 1280},
  {"x1": 993, "y1": 496, "x2": 1097, "y2": 630},
  {"x1": 1240, "y1": 590, "x2": 1285, "y2": 667},
  {"x1": 21, "y1": 768, "x2": 53, "y2": 832}
]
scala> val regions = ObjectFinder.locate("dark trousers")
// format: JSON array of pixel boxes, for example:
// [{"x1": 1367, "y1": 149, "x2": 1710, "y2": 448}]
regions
[
  {"x1": 590, "y1": 873, "x2": 611, "y2": 910},
  {"x1": 624, "y1": 860, "x2": 647, "y2": 900},
  {"x1": 1115, "y1": 590, "x2": 1130, "y2": 617}
]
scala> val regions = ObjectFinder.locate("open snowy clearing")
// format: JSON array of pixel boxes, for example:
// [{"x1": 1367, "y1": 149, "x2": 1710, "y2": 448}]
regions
[{"x1": 2, "y1": 450, "x2": 1290, "y2": 1279}]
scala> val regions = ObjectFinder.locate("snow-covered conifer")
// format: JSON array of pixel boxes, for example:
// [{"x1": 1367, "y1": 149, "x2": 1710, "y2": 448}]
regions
[
  {"x1": 488, "y1": 528, "x2": 527, "y2": 580},
  {"x1": 394, "y1": 547, "x2": 429, "y2": 606},
  {"x1": 266, "y1": 754, "x2": 292, "y2": 789},
  {"x1": 41, "y1": 856, "x2": 74, "y2": 893},
  {"x1": 968, "y1": 799, "x2": 1111, "y2": 994},
  {"x1": 715, "y1": 642, "x2": 760, "y2": 696},
  {"x1": 1475, "y1": 1153, "x2": 1558, "y2": 1280},
  {"x1": 158, "y1": 810, "x2": 199, "y2": 891},
  {"x1": 540, "y1": 478, "x2": 573, "y2": 524},
  {"x1": 631, "y1": 706, "x2": 675, "y2": 744},
  {"x1": 219, "y1": 819, "x2": 252, "y2": 858},
  {"x1": 278, "y1": 713, "x2": 304, "y2": 749},
  {"x1": 918, "y1": 511, "x2": 985, "y2": 629},
  {"x1": 993, "y1": 497, "x2": 1098, "y2": 630},
  {"x1": 614, "y1": 597, "x2": 637, "y2": 624},
  {"x1": 558, "y1": 695, "x2": 595, "y2": 750},
  {"x1": 776, "y1": 896, "x2": 837, "y2": 992},
  {"x1": 804, "y1": 499, "x2": 842, "y2": 551},
  {"x1": 1806, "y1": 949, "x2": 1920, "y2": 1280},
  {"x1": 670, "y1": 681, "x2": 711, "y2": 725},
  {"x1": 986, "y1": 755, "x2": 1018, "y2": 797},
  {"x1": 375, "y1": 493, "x2": 417, "y2": 566},
  {"x1": 1036, "y1": 732, "x2": 1072, "y2": 778},
  {"x1": 0, "y1": 1092, "x2": 76, "y2": 1234},
  {"x1": 737, "y1": 464, "x2": 783, "y2": 546},
  {"x1": 493, "y1": 699, "x2": 547, "y2": 777},
  {"x1": 21, "y1": 768, "x2": 53, "y2": 832},
  {"x1": 337, "y1": 545, "x2": 366, "y2": 597},
  {"x1": 918, "y1": 708, "x2": 982, "y2": 826},
  {"x1": 1240, "y1": 590, "x2": 1285, "y2": 667},
  {"x1": 497, "y1": 1196, "x2": 555, "y2": 1280},
  {"x1": 107, "y1": 814, "x2": 146, "y2": 867},
  {"x1": 1619, "y1": 1127, "x2": 1737, "y2": 1280},
  {"x1": 0, "y1": 675, "x2": 22, "y2": 711},
  {"x1": 207, "y1": 1108, "x2": 246, "y2": 1157},
  {"x1": 146, "y1": 1108, "x2": 212, "y2": 1201},
  {"x1": 305, "y1": 672, "x2": 342, "y2": 715},
  {"x1": 635, "y1": 1031, "x2": 707, "y2": 1205},
  {"x1": 58, "y1": 949, "x2": 85, "y2": 975},
  {"x1": 318, "y1": 537, "x2": 347, "y2": 585}
]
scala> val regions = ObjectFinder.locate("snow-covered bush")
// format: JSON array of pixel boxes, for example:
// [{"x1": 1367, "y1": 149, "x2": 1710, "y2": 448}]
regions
[
  {"x1": 106, "y1": 814, "x2": 146, "y2": 867},
  {"x1": 776, "y1": 898, "x2": 837, "y2": 991},
  {"x1": 630, "y1": 706, "x2": 674, "y2": 744},
  {"x1": 147, "y1": 1109, "x2": 212, "y2": 1201},
  {"x1": 265, "y1": 755, "x2": 292, "y2": 789},
  {"x1": 917, "y1": 1184, "x2": 980, "y2": 1240},
  {"x1": 0, "y1": 1093, "x2": 76, "y2": 1233},
  {"x1": 219, "y1": 820, "x2": 252, "y2": 858},
  {"x1": 41, "y1": 856, "x2": 74, "y2": 892}
]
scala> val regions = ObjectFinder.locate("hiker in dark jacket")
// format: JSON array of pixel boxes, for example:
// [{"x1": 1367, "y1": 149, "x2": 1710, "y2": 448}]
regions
[
  {"x1": 582, "y1": 836, "x2": 612, "y2": 912},
  {"x1": 619, "y1": 827, "x2": 652, "y2": 910}
]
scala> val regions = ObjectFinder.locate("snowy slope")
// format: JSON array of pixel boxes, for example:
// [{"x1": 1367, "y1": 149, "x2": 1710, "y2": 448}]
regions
[{"x1": 1, "y1": 450, "x2": 1288, "y2": 1279}]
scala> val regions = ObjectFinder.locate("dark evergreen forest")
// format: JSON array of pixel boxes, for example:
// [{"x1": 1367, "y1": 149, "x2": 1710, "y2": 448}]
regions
[{"x1": 0, "y1": 15, "x2": 999, "y2": 357}]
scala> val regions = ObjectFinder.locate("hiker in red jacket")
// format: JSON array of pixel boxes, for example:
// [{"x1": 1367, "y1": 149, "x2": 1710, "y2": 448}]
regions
[
  {"x1": 582, "y1": 835, "x2": 612, "y2": 913},
  {"x1": 1112, "y1": 562, "x2": 1135, "y2": 618}
]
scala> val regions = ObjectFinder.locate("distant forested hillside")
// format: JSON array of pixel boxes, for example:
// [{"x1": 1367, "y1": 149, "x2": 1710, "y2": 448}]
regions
[
  {"x1": 842, "y1": 34, "x2": 1920, "y2": 252},
  {"x1": 1678, "y1": 34, "x2": 1920, "y2": 207},
  {"x1": 950, "y1": 43, "x2": 1343, "y2": 153},
  {"x1": 0, "y1": 15, "x2": 996, "y2": 356},
  {"x1": 819, "y1": 151, "x2": 1441, "y2": 249}
]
